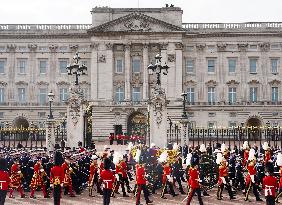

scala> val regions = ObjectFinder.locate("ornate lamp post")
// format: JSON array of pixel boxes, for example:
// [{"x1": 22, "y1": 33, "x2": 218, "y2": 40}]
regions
[
  {"x1": 181, "y1": 92, "x2": 188, "y2": 118},
  {"x1": 61, "y1": 116, "x2": 66, "y2": 151},
  {"x1": 147, "y1": 54, "x2": 169, "y2": 90},
  {"x1": 66, "y1": 52, "x2": 87, "y2": 86},
  {"x1": 47, "y1": 91, "x2": 55, "y2": 119}
]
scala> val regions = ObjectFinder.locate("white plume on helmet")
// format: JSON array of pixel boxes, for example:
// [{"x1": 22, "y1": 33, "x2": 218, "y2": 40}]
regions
[
  {"x1": 216, "y1": 152, "x2": 223, "y2": 164},
  {"x1": 127, "y1": 142, "x2": 134, "y2": 151},
  {"x1": 91, "y1": 155, "x2": 98, "y2": 160},
  {"x1": 135, "y1": 149, "x2": 141, "y2": 163},
  {"x1": 173, "y1": 143, "x2": 179, "y2": 150},
  {"x1": 186, "y1": 153, "x2": 192, "y2": 166},
  {"x1": 248, "y1": 148, "x2": 256, "y2": 161},
  {"x1": 277, "y1": 152, "x2": 282, "y2": 166},
  {"x1": 243, "y1": 141, "x2": 249, "y2": 150},
  {"x1": 221, "y1": 143, "x2": 227, "y2": 153},
  {"x1": 150, "y1": 143, "x2": 156, "y2": 148},
  {"x1": 262, "y1": 142, "x2": 269, "y2": 151},
  {"x1": 113, "y1": 152, "x2": 122, "y2": 164},
  {"x1": 158, "y1": 151, "x2": 168, "y2": 163},
  {"x1": 200, "y1": 144, "x2": 206, "y2": 153}
]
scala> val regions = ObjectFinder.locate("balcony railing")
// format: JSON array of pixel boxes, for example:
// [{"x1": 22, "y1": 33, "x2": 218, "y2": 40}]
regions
[
  {"x1": 0, "y1": 24, "x2": 92, "y2": 31},
  {"x1": 185, "y1": 101, "x2": 282, "y2": 106},
  {"x1": 0, "y1": 102, "x2": 66, "y2": 106}
]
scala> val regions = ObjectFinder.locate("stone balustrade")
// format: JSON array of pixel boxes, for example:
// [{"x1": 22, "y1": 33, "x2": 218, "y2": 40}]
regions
[{"x1": 0, "y1": 24, "x2": 92, "y2": 31}]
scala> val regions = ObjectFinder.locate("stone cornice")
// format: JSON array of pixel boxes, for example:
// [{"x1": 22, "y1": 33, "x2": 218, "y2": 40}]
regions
[
  {"x1": 15, "y1": 81, "x2": 28, "y2": 86},
  {"x1": 0, "y1": 81, "x2": 7, "y2": 86},
  {"x1": 205, "y1": 80, "x2": 217, "y2": 87},
  {"x1": 248, "y1": 79, "x2": 260, "y2": 84},
  {"x1": 268, "y1": 79, "x2": 281, "y2": 85},
  {"x1": 226, "y1": 80, "x2": 240, "y2": 85},
  {"x1": 37, "y1": 81, "x2": 49, "y2": 86},
  {"x1": 56, "y1": 81, "x2": 70, "y2": 86}
]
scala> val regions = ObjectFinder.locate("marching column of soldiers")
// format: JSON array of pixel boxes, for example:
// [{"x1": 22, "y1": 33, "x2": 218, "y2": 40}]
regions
[{"x1": 0, "y1": 141, "x2": 281, "y2": 205}]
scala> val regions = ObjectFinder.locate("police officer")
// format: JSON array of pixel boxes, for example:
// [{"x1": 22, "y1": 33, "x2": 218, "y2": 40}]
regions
[{"x1": 0, "y1": 158, "x2": 10, "y2": 205}]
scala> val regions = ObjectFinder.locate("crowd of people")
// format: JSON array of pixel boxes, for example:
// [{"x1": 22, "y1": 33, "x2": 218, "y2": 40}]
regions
[{"x1": 0, "y1": 140, "x2": 281, "y2": 205}]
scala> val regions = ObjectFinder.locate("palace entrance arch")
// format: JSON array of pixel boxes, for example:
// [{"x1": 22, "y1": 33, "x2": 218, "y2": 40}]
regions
[
  {"x1": 246, "y1": 116, "x2": 262, "y2": 141},
  {"x1": 127, "y1": 112, "x2": 147, "y2": 136},
  {"x1": 13, "y1": 116, "x2": 29, "y2": 128}
]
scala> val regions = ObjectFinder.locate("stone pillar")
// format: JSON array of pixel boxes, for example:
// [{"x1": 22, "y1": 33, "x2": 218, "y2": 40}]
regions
[
  {"x1": 105, "y1": 43, "x2": 114, "y2": 100},
  {"x1": 124, "y1": 44, "x2": 131, "y2": 100},
  {"x1": 149, "y1": 89, "x2": 168, "y2": 148},
  {"x1": 175, "y1": 43, "x2": 183, "y2": 98},
  {"x1": 90, "y1": 43, "x2": 99, "y2": 100},
  {"x1": 142, "y1": 44, "x2": 149, "y2": 100},
  {"x1": 160, "y1": 43, "x2": 168, "y2": 95},
  {"x1": 7, "y1": 44, "x2": 16, "y2": 102},
  {"x1": 45, "y1": 119, "x2": 56, "y2": 152},
  {"x1": 66, "y1": 86, "x2": 86, "y2": 148},
  {"x1": 28, "y1": 44, "x2": 37, "y2": 103},
  {"x1": 180, "y1": 119, "x2": 189, "y2": 151}
]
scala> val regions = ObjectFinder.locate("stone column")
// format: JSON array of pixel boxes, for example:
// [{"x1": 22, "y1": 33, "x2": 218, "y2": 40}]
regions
[
  {"x1": 28, "y1": 44, "x2": 37, "y2": 103},
  {"x1": 7, "y1": 44, "x2": 16, "y2": 102},
  {"x1": 90, "y1": 43, "x2": 99, "y2": 100},
  {"x1": 160, "y1": 43, "x2": 168, "y2": 95},
  {"x1": 238, "y1": 44, "x2": 248, "y2": 101},
  {"x1": 142, "y1": 44, "x2": 149, "y2": 100},
  {"x1": 49, "y1": 45, "x2": 58, "y2": 94},
  {"x1": 45, "y1": 119, "x2": 56, "y2": 152},
  {"x1": 66, "y1": 86, "x2": 86, "y2": 148},
  {"x1": 124, "y1": 44, "x2": 131, "y2": 100},
  {"x1": 175, "y1": 43, "x2": 183, "y2": 98},
  {"x1": 105, "y1": 43, "x2": 114, "y2": 101}
]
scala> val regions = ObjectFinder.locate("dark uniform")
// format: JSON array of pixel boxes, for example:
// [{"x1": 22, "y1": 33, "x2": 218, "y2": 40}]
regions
[{"x1": 0, "y1": 158, "x2": 10, "y2": 205}]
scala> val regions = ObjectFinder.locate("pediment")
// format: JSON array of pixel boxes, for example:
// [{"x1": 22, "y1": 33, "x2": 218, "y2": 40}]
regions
[{"x1": 88, "y1": 12, "x2": 184, "y2": 34}]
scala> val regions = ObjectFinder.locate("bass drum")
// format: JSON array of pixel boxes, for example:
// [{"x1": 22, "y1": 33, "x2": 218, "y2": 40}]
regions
[{"x1": 198, "y1": 154, "x2": 218, "y2": 190}]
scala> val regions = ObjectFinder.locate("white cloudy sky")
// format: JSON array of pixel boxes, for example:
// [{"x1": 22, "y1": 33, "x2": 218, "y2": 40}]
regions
[{"x1": 0, "y1": 0, "x2": 282, "y2": 24}]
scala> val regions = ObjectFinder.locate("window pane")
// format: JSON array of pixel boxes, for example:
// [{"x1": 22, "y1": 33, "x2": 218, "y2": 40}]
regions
[
  {"x1": 208, "y1": 59, "x2": 215, "y2": 73},
  {"x1": 132, "y1": 59, "x2": 141, "y2": 73},
  {"x1": 60, "y1": 88, "x2": 68, "y2": 102},
  {"x1": 250, "y1": 87, "x2": 257, "y2": 102},
  {"x1": 39, "y1": 88, "x2": 47, "y2": 105},
  {"x1": 187, "y1": 87, "x2": 195, "y2": 103},
  {"x1": 228, "y1": 87, "x2": 236, "y2": 103},
  {"x1": 250, "y1": 59, "x2": 257, "y2": 73},
  {"x1": 186, "y1": 60, "x2": 194, "y2": 73},
  {"x1": 271, "y1": 59, "x2": 278, "y2": 73},
  {"x1": 18, "y1": 60, "x2": 26, "y2": 74},
  {"x1": 116, "y1": 59, "x2": 123, "y2": 73},
  {"x1": 59, "y1": 60, "x2": 68, "y2": 74},
  {"x1": 228, "y1": 59, "x2": 236, "y2": 73},
  {"x1": 39, "y1": 60, "x2": 47, "y2": 74},
  {"x1": 0, "y1": 88, "x2": 4, "y2": 103},
  {"x1": 18, "y1": 88, "x2": 26, "y2": 103},
  {"x1": 272, "y1": 87, "x2": 278, "y2": 102},
  {"x1": 0, "y1": 61, "x2": 5, "y2": 74},
  {"x1": 132, "y1": 87, "x2": 141, "y2": 102},
  {"x1": 208, "y1": 87, "x2": 215, "y2": 103},
  {"x1": 115, "y1": 87, "x2": 124, "y2": 102}
]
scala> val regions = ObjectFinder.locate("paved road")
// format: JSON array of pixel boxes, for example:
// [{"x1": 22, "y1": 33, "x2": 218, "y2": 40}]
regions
[{"x1": 5, "y1": 188, "x2": 269, "y2": 205}]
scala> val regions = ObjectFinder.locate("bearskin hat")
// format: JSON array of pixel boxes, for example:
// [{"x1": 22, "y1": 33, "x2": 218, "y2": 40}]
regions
[
  {"x1": 262, "y1": 142, "x2": 270, "y2": 151},
  {"x1": 199, "y1": 144, "x2": 206, "y2": 153},
  {"x1": 0, "y1": 158, "x2": 7, "y2": 171},
  {"x1": 104, "y1": 158, "x2": 111, "y2": 170},
  {"x1": 248, "y1": 148, "x2": 256, "y2": 161},
  {"x1": 277, "y1": 152, "x2": 282, "y2": 166},
  {"x1": 265, "y1": 162, "x2": 274, "y2": 174},
  {"x1": 54, "y1": 151, "x2": 64, "y2": 166}
]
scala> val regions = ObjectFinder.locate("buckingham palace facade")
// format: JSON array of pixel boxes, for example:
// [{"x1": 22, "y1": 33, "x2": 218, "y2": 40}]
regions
[{"x1": 0, "y1": 6, "x2": 282, "y2": 137}]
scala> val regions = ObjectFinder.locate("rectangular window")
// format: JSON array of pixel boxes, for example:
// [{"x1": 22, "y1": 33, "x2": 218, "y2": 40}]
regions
[
  {"x1": 271, "y1": 59, "x2": 279, "y2": 74},
  {"x1": 208, "y1": 122, "x2": 216, "y2": 129},
  {"x1": 186, "y1": 59, "x2": 194, "y2": 73},
  {"x1": 116, "y1": 59, "x2": 124, "y2": 73},
  {"x1": 39, "y1": 60, "x2": 47, "y2": 74},
  {"x1": 249, "y1": 59, "x2": 257, "y2": 73},
  {"x1": 187, "y1": 87, "x2": 195, "y2": 103},
  {"x1": 18, "y1": 59, "x2": 27, "y2": 74},
  {"x1": 229, "y1": 121, "x2": 237, "y2": 128},
  {"x1": 250, "y1": 87, "x2": 258, "y2": 102},
  {"x1": 228, "y1": 87, "x2": 237, "y2": 104},
  {"x1": 115, "y1": 87, "x2": 124, "y2": 103},
  {"x1": 18, "y1": 88, "x2": 26, "y2": 103},
  {"x1": 38, "y1": 112, "x2": 46, "y2": 118},
  {"x1": 207, "y1": 59, "x2": 215, "y2": 73},
  {"x1": 82, "y1": 88, "x2": 89, "y2": 100},
  {"x1": 59, "y1": 59, "x2": 68, "y2": 74},
  {"x1": 59, "y1": 88, "x2": 68, "y2": 102},
  {"x1": 39, "y1": 88, "x2": 47, "y2": 105},
  {"x1": 132, "y1": 58, "x2": 141, "y2": 73},
  {"x1": 0, "y1": 60, "x2": 5, "y2": 74},
  {"x1": 0, "y1": 88, "x2": 4, "y2": 103},
  {"x1": 272, "y1": 87, "x2": 278, "y2": 102},
  {"x1": 228, "y1": 59, "x2": 236, "y2": 73},
  {"x1": 132, "y1": 87, "x2": 141, "y2": 103},
  {"x1": 208, "y1": 87, "x2": 215, "y2": 103}
]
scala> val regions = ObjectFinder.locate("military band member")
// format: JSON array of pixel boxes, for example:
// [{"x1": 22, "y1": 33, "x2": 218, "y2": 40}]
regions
[
  {"x1": 29, "y1": 160, "x2": 47, "y2": 198},
  {"x1": 62, "y1": 158, "x2": 75, "y2": 197},
  {"x1": 89, "y1": 155, "x2": 101, "y2": 196},
  {"x1": 0, "y1": 158, "x2": 10, "y2": 205},
  {"x1": 263, "y1": 162, "x2": 278, "y2": 205},
  {"x1": 263, "y1": 142, "x2": 272, "y2": 165},
  {"x1": 112, "y1": 153, "x2": 128, "y2": 197},
  {"x1": 160, "y1": 161, "x2": 177, "y2": 199},
  {"x1": 9, "y1": 159, "x2": 25, "y2": 198},
  {"x1": 100, "y1": 158, "x2": 115, "y2": 205},
  {"x1": 275, "y1": 151, "x2": 282, "y2": 203},
  {"x1": 50, "y1": 151, "x2": 64, "y2": 205},
  {"x1": 243, "y1": 141, "x2": 250, "y2": 167}
]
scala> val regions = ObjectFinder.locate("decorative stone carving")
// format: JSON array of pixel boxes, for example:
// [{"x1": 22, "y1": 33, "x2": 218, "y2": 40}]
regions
[
  {"x1": 259, "y1": 42, "x2": 270, "y2": 52},
  {"x1": 268, "y1": 79, "x2": 281, "y2": 85},
  {"x1": 226, "y1": 80, "x2": 240, "y2": 85},
  {"x1": 113, "y1": 80, "x2": 124, "y2": 87},
  {"x1": 49, "y1": 44, "x2": 58, "y2": 52},
  {"x1": 175, "y1": 42, "x2": 184, "y2": 50},
  {"x1": 56, "y1": 81, "x2": 70, "y2": 86},
  {"x1": 0, "y1": 81, "x2": 7, "y2": 86},
  {"x1": 98, "y1": 55, "x2": 106, "y2": 63},
  {"x1": 196, "y1": 43, "x2": 206, "y2": 51},
  {"x1": 217, "y1": 43, "x2": 227, "y2": 52},
  {"x1": 167, "y1": 54, "x2": 175, "y2": 62},
  {"x1": 143, "y1": 43, "x2": 149, "y2": 50},
  {"x1": 69, "y1": 44, "x2": 79, "y2": 52},
  {"x1": 184, "y1": 80, "x2": 197, "y2": 86},
  {"x1": 37, "y1": 81, "x2": 49, "y2": 86},
  {"x1": 28, "y1": 44, "x2": 37, "y2": 52},
  {"x1": 160, "y1": 42, "x2": 168, "y2": 50},
  {"x1": 105, "y1": 43, "x2": 113, "y2": 50},
  {"x1": 124, "y1": 16, "x2": 151, "y2": 31},
  {"x1": 205, "y1": 80, "x2": 217, "y2": 87},
  {"x1": 237, "y1": 43, "x2": 248, "y2": 52},
  {"x1": 131, "y1": 74, "x2": 142, "y2": 87},
  {"x1": 80, "y1": 81, "x2": 91, "y2": 85},
  {"x1": 124, "y1": 44, "x2": 131, "y2": 51},
  {"x1": 68, "y1": 86, "x2": 84, "y2": 125},
  {"x1": 150, "y1": 88, "x2": 167, "y2": 127},
  {"x1": 15, "y1": 81, "x2": 28, "y2": 86},
  {"x1": 90, "y1": 43, "x2": 99, "y2": 50},
  {"x1": 114, "y1": 112, "x2": 121, "y2": 125},
  {"x1": 248, "y1": 79, "x2": 260, "y2": 84},
  {"x1": 7, "y1": 44, "x2": 16, "y2": 52}
]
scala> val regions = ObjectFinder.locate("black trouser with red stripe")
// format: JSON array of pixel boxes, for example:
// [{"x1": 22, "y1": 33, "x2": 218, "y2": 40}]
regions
[
  {"x1": 0, "y1": 190, "x2": 7, "y2": 205},
  {"x1": 103, "y1": 189, "x2": 112, "y2": 205},
  {"x1": 53, "y1": 185, "x2": 61, "y2": 205},
  {"x1": 186, "y1": 188, "x2": 203, "y2": 205},
  {"x1": 136, "y1": 184, "x2": 150, "y2": 205},
  {"x1": 266, "y1": 195, "x2": 275, "y2": 205}
]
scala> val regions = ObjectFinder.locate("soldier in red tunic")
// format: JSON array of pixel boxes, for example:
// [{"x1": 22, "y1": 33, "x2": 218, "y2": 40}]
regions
[
  {"x1": 186, "y1": 161, "x2": 204, "y2": 205},
  {"x1": 100, "y1": 158, "x2": 115, "y2": 205},
  {"x1": 62, "y1": 158, "x2": 75, "y2": 197},
  {"x1": 243, "y1": 141, "x2": 250, "y2": 167},
  {"x1": 135, "y1": 157, "x2": 152, "y2": 205},
  {"x1": 89, "y1": 155, "x2": 101, "y2": 196},
  {"x1": 112, "y1": 155, "x2": 128, "y2": 197},
  {"x1": 29, "y1": 160, "x2": 47, "y2": 198},
  {"x1": 0, "y1": 158, "x2": 10, "y2": 205},
  {"x1": 9, "y1": 159, "x2": 25, "y2": 198},
  {"x1": 263, "y1": 162, "x2": 278, "y2": 205},
  {"x1": 50, "y1": 151, "x2": 64, "y2": 205},
  {"x1": 275, "y1": 151, "x2": 282, "y2": 202},
  {"x1": 263, "y1": 142, "x2": 272, "y2": 164},
  {"x1": 160, "y1": 161, "x2": 177, "y2": 199}
]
